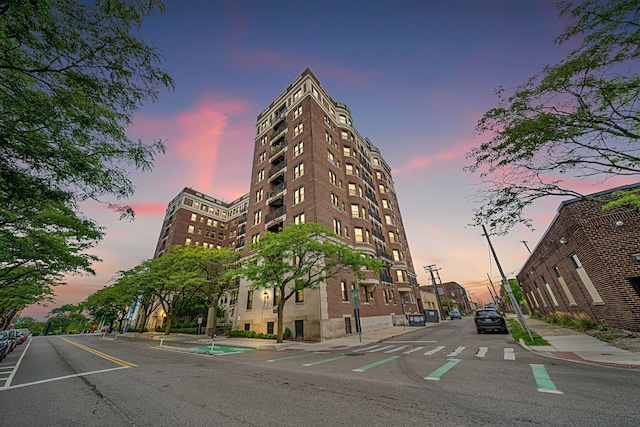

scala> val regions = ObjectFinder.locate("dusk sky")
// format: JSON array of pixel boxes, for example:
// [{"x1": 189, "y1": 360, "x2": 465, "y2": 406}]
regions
[{"x1": 22, "y1": 0, "x2": 637, "y2": 320}]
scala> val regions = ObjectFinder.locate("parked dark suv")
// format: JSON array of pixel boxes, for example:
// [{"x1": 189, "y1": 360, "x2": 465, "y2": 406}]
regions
[{"x1": 474, "y1": 309, "x2": 508, "y2": 334}]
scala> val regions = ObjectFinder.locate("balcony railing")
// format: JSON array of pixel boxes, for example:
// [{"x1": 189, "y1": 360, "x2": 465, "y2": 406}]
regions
[
  {"x1": 270, "y1": 123, "x2": 287, "y2": 140},
  {"x1": 265, "y1": 206, "x2": 286, "y2": 223},
  {"x1": 366, "y1": 191, "x2": 378, "y2": 205},
  {"x1": 380, "y1": 273, "x2": 393, "y2": 283},
  {"x1": 270, "y1": 141, "x2": 287, "y2": 159},
  {"x1": 371, "y1": 229, "x2": 385, "y2": 241},
  {"x1": 268, "y1": 160, "x2": 287, "y2": 178},
  {"x1": 377, "y1": 250, "x2": 393, "y2": 262},
  {"x1": 268, "y1": 181, "x2": 286, "y2": 199}
]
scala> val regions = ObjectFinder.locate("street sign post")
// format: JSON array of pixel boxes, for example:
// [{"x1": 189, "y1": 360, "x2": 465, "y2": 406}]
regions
[{"x1": 349, "y1": 289, "x2": 362, "y2": 342}]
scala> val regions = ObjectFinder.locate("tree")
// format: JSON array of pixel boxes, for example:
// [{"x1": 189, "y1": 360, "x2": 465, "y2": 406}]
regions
[
  {"x1": 465, "y1": 0, "x2": 640, "y2": 234},
  {"x1": 83, "y1": 278, "x2": 138, "y2": 333},
  {"x1": 15, "y1": 316, "x2": 45, "y2": 335},
  {"x1": 236, "y1": 223, "x2": 382, "y2": 343},
  {"x1": 160, "y1": 245, "x2": 240, "y2": 337},
  {"x1": 0, "y1": 0, "x2": 173, "y2": 307}
]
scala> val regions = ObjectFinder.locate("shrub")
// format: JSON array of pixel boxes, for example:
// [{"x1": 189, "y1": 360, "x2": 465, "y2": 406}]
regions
[
  {"x1": 226, "y1": 329, "x2": 277, "y2": 340},
  {"x1": 284, "y1": 327, "x2": 292, "y2": 339}
]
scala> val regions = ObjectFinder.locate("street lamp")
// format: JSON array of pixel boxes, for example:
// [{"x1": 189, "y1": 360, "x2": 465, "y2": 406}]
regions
[{"x1": 263, "y1": 290, "x2": 269, "y2": 308}]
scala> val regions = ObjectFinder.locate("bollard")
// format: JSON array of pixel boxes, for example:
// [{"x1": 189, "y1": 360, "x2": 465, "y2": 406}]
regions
[
  {"x1": 159, "y1": 334, "x2": 164, "y2": 347},
  {"x1": 209, "y1": 333, "x2": 216, "y2": 353}
]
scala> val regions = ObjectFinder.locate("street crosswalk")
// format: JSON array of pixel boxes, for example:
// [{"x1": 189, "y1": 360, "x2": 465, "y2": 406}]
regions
[{"x1": 354, "y1": 343, "x2": 516, "y2": 360}]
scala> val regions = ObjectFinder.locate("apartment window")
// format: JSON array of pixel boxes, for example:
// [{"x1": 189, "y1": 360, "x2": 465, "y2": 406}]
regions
[
  {"x1": 324, "y1": 115, "x2": 331, "y2": 126},
  {"x1": 197, "y1": 228, "x2": 202, "y2": 235},
  {"x1": 259, "y1": 136, "x2": 267, "y2": 147},
  {"x1": 385, "y1": 214, "x2": 394, "y2": 226},
  {"x1": 185, "y1": 237, "x2": 192, "y2": 245},
  {"x1": 354, "y1": 227, "x2": 364, "y2": 243},
  {"x1": 393, "y1": 250, "x2": 401, "y2": 261},
  {"x1": 294, "y1": 186, "x2": 305, "y2": 204},
  {"x1": 260, "y1": 120, "x2": 268, "y2": 132},
  {"x1": 329, "y1": 170, "x2": 337, "y2": 185},
  {"x1": 397, "y1": 269, "x2": 407, "y2": 282},
  {"x1": 294, "y1": 213, "x2": 305, "y2": 224},
  {"x1": 325, "y1": 131, "x2": 333, "y2": 144},
  {"x1": 341, "y1": 130, "x2": 348, "y2": 139},
  {"x1": 184, "y1": 197, "x2": 193, "y2": 207},
  {"x1": 294, "y1": 122, "x2": 303, "y2": 136},
  {"x1": 379, "y1": 184, "x2": 387, "y2": 194},
  {"x1": 253, "y1": 210, "x2": 262, "y2": 225},
  {"x1": 351, "y1": 204, "x2": 360, "y2": 217},
  {"x1": 251, "y1": 234, "x2": 260, "y2": 244},
  {"x1": 293, "y1": 105, "x2": 303, "y2": 119},
  {"x1": 570, "y1": 254, "x2": 582, "y2": 268},
  {"x1": 247, "y1": 290, "x2": 253, "y2": 310},
  {"x1": 382, "y1": 199, "x2": 390, "y2": 209},
  {"x1": 348, "y1": 183, "x2": 357, "y2": 196},
  {"x1": 190, "y1": 213, "x2": 197, "y2": 221},
  {"x1": 293, "y1": 88, "x2": 302, "y2": 101},
  {"x1": 293, "y1": 162, "x2": 304, "y2": 179},
  {"x1": 295, "y1": 288, "x2": 304, "y2": 303},
  {"x1": 365, "y1": 229, "x2": 370, "y2": 244},
  {"x1": 293, "y1": 141, "x2": 303, "y2": 157},
  {"x1": 333, "y1": 218, "x2": 342, "y2": 236},
  {"x1": 388, "y1": 231, "x2": 397, "y2": 243},
  {"x1": 341, "y1": 281, "x2": 349, "y2": 301},
  {"x1": 313, "y1": 87, "x2": 319, "y2": 98},
  {"x1": 259, "y1": 151, "x2": 266, "y2": 163},
  {"x1": 331, "y1": 193, "x2": 339, "y2": 208},
  {"x1": 257, "y1": 169, "x2": 265, "y2": 182},
  {"x1": 200, "y1": 216, "x2": 205, "y2": 223},
  {"x1": 346, "y1": 164, "x2": 354, "y2": 175},
  {"x1": 187, "y1": 225, "x2": 195, "y2": 234},
  {"x1": 373, "y1": 157, "x2": 380, "y2": 166},
  {"x1": 255, "y1": 188, "x2": 263, "y2": 203},
  {"x1": 339, "y1": 114, "x2": 347, "y2": 124},
  {"x1": 343, "y1": 146, "x2": 354, "y2": 157},
  {"x1": 327, "y1": 150, "x2": 336, "y2": 165}
]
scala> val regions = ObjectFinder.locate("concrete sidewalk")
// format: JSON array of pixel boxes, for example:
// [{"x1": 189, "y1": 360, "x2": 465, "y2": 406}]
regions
[{"x1": 113, "y1": 316, "x2": 640, "y2": 370}]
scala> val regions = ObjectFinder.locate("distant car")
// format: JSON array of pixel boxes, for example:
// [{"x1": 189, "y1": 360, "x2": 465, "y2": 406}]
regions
[
  {"x1": 450, "y1": 310, "x2": 462, "y2": 319},
  {"x1": 0, "y1": 331, "x2": 10, "y2": 360},
  {"x1": 474, "y1": 309, "x2": 508, "y2": 334}
]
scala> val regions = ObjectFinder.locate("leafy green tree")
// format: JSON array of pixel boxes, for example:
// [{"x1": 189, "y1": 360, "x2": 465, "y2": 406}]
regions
[
  {"x1": 466, "y1": 0, "x2": 640, "y2": 234},
  {"x1": 0, "y1": 0, "x2": 173, "y2": 308},
  {"x1": 236, "y1": 223, "x2": 382, "y2": 343},
  {"x1": 83, "y1": 278, "x2": 138, "y2": 333},
  {"x1": 159, "y1": 245, "x2": 240, "y2": 337},
  {"x1": 15, "y1": 316, "x2": 45, "y2": 335}
]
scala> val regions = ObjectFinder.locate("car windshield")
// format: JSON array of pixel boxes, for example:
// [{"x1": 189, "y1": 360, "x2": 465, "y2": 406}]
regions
[{"x1": 476, "y1": 310, "x2": 499, "y2": 316}]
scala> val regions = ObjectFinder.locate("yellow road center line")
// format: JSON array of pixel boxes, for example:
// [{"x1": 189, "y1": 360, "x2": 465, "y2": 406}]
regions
[{"x1": 60, "y1": 338, "x2": 137, "y2": 367}]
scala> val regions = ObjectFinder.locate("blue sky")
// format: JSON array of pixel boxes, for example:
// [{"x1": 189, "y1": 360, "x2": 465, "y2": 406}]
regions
[{"x1": 22, "y1": 0, "x2": 636, "y2": 319}]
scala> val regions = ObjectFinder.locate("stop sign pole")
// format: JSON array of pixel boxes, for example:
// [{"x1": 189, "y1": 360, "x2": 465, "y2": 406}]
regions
[{"x1": 350, "y1": 289, "x2": 361, "y2": 343}]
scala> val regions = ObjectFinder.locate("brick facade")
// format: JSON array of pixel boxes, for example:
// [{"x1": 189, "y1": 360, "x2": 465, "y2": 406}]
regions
[{"x1": 517, "y1": 185, "x2": 640, "y2": 332}]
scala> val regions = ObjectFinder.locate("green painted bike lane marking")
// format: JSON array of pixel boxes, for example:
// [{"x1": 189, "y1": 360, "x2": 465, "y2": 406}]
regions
[
  {"x1": 424, "y1": 359, "x2": 461, "y2": 380},
  {"x1": 193, "y1": 345, "x2": 254, "y2": 355},
  {"x1": 530, "y1": 364, "x2": 563, "y2": 394},
  {"x1": 303, "y1": 355, "x2": 349, "y2": 366},
  {"x1": 352, "y1": 356, "x2": 399, "y2": 372},
  {"x1": 267, "y1": 352, "x2": 323, "y2": 362}
]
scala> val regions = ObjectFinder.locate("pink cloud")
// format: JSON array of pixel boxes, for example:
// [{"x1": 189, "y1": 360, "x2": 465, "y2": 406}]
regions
[{"x1": 393, "y1": 140, "x2": 474, "y2": 175}]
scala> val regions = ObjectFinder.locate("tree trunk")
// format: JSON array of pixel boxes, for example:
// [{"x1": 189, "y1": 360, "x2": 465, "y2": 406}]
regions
[
  {"x1": 277, "y1": 303, "x2": 284, "y2": 343},
  {"x1": 164, "y1": 316, "x2": 172, "y2": 335}
]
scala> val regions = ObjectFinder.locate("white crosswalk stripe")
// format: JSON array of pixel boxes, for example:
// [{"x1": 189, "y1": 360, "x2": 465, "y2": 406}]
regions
[
  {"x1": 384, "y1": 345, "x2": 409, "y2": 353},
  {"x1": 403, "y1": 346, "x2": 425, "y2": 354},
  {"x1": 368, "y1": 345, "x2": 396, "y2": 353},
  {"x1": 475, "y1": 347, "x2": 488, "y2": 358},
  {"x1": 447, "y1": 346, "x2": 466, "y2": 357},
  {"x1": 424, "y1": 345, "x2": 445, "y2": 355},
  {"x1": 504, "y1": 348, "x2": 516, "y2": 360}
]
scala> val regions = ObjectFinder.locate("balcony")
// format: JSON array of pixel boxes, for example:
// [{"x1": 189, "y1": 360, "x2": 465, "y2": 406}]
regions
[
  {"x1": 378, "y1": 250, "x2": 393, "y2": 263},
  {"x1": 270, "y1": 140, "x2": 287, "y2": 161},
  {"x1": 268, "y1": 159, "x2": 287, "y2": 179},
  {"x1": 380, "y1": 273, "x2": 393, "y2": 284},
  {"x1": 267, "y1": 181, "x2": 286, "y2": 201},
  {"x1": 371, "y1": 228, "x2": 385, "y2": 241},
  {"x1": 365, "y1": 191, "x2": 378, "y2": 205},
  {"x1": 265, "y1": 205, "x2": 286, "y2": 223},
  {"x1": 270, "y1": 122, "x2": 287, "y2": 140},
  {"x1": 369, "y1": 210, "x2": 382, "y2": 224}
]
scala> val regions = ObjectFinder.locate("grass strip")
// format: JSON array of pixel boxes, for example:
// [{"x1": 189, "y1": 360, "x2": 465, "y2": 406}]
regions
[{"x1": 506, "y1": 318, "x2": 549, "y2": 346}]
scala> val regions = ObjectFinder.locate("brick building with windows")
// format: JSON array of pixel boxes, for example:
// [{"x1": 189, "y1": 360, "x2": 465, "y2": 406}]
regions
[
  {"x1": 149, "y1": 187, "x2": 249, "y2": 332},
  {"x1": 235, "y1": 68, "x2": 422, "y2": 341},
  {"x1": 421, "y1": 281, "x2": 472, "y2": 316},
  {"x1": 517, "y1": 184, "x2": 640, "y2": 332},
  {"x1": 149, "y1": 68, "x2": 422, "y2": 341}
]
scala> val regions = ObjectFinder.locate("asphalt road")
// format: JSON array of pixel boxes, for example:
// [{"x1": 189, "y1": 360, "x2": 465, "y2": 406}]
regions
[{"x1": 1, "y1": 318, "x2": 639, "y2": 426}]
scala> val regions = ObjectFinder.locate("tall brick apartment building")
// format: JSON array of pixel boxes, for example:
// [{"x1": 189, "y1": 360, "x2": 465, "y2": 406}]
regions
[
  {"x1": 149, "y1": 69, "x2": 422, "y2": 340},
  {"x1": 517, "y1": 184, "x2": 640, "y2": 332},
  {"x1": 235, "y1": 68, "x2": 422, "y2": 341}
]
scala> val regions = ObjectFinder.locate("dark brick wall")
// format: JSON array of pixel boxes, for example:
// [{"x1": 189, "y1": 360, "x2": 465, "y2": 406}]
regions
[{"x1": 518, "y1": 191, "x2": 640, "y2": 331}]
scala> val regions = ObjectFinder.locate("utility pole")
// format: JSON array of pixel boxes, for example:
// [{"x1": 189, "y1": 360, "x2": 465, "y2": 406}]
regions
[
  {"x1": 424, "y1": 265, "x2": 445, "y2": 322},
  {"x1": 487, "y1": 285, "x2": 498, "y2": 307},
  {"x1": 482, "y1": 225, "x2": 533, "y2": 342},
  {"x1": 521, "y1": 240, "x2": 532, "y2": 254},
  {"x1": 435, "y1": 269, "x2": 453, "y2": 317},
  {"x1": 486, "y1": 273, "x2": 503, "y2": 311}
]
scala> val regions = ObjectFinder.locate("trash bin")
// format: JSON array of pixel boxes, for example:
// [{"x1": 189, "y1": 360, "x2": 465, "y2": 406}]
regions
[
  {"x1": 407, "y1": 314, "x2": 426, "y2": 326},
  {"x1": 424, "y1": 310, "x2": 439, "y2": 323}
]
